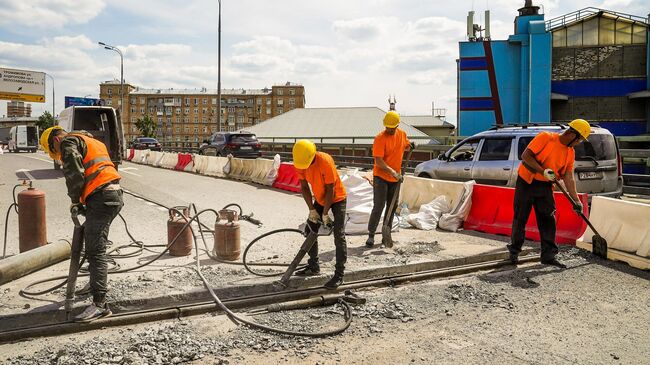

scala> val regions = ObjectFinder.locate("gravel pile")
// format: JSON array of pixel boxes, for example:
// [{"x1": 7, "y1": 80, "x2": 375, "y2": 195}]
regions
[{"x1": 445, "y1": 283, "x2": 515, "y2": 310}]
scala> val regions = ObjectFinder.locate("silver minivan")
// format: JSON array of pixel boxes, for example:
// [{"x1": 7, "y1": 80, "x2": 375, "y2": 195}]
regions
[
  {"x1": 414, "y1": 125, "x2": 623, "y2": 198},
  {"x1": 8, "y1": 125, "x2": 39, "y2": 153}
]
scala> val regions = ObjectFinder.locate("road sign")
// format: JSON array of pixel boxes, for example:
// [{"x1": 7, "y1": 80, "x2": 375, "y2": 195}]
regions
[
  {"x1": 0, "y1": 67, "x2": 46, "y2": 103},
  {"x1": 64, "y1": 96, "x2": 101, "y2": 108}
]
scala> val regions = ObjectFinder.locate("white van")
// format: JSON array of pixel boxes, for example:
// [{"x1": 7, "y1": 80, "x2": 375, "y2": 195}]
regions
[
  {"x1": 8, "y1": 125, "x2": 39, "y2": 153},
  {"x1": 54, "y1": 106, "x2": 125, "y2": 170}
]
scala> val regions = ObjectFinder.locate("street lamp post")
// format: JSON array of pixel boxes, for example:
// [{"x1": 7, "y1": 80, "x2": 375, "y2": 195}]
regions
[
  {"x1": 98, "y1": 42, "x2": 124, "y2": 117},
  {"x1": 45, "y1": 74, "x2": 55, "y2": 116},
  {"x1": 217, "y1": 0, "x2": 222, "y2": 132}
]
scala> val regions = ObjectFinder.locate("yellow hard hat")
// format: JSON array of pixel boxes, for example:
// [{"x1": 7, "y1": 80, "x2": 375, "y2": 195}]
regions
[
  {"x1": 383, "y1": 111, "x2": 400, "y2": 128},
  {"x1": 292, "y1": 139, "x2": 317, "y2": 169},
  {"x1": 40, "y1": 126, "x2": 64, "y2": 160},
  {"x1": 568, "y1": 119, "x2": 590, "y2": 140}
]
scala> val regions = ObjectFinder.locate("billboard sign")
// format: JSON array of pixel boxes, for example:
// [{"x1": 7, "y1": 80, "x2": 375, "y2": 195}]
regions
[
  {"x1": 0, "y1": 67, "x2": 46, "y2": 103},
  {"x1": 64, "y1": 96, "x2": 102, "y2": 108}
]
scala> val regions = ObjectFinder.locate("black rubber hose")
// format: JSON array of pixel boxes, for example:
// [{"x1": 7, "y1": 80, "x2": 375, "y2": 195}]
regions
[
  {"x1": 242, "y1": 228, "x2": 307, "y2": 277},
  {"x1": 2, "y1": 203, "x2": 18, "y2": 260}
]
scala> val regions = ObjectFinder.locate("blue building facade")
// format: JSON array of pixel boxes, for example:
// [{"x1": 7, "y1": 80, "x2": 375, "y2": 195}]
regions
[{"x1": 458, "y1": 4, "x2": 650, "y2": 139}]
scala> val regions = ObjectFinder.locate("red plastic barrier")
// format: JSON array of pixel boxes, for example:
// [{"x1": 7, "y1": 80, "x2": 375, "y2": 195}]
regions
[
  {"x1": 175, "y1": 153, "x2": 193, "y2": 171},
  {"x1": 463, "y1": 184, "x2": 588, "y2": 245},
  {"x1": 272, "y1": 162, "x2": 301, "y2": 193},
  {"x1": 127, "y1": 148, "x2": 135, "y2": 161}
]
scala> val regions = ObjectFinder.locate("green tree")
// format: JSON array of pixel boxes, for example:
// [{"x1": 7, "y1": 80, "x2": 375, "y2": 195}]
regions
[
  {"x1": 135, "y1": 115, "x2": 157, "y2": 138},
  {"x1": 36, "y1": 111, "x2": 56, "y2": 135}
]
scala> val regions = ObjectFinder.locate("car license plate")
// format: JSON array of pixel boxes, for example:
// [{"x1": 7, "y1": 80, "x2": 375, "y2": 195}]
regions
[
  {"x1": 240, "y1": 146, "x2": 252, "y2": 150},
  {"x1": 578, "y1": 172, "x2": 603, "y2": 180}
]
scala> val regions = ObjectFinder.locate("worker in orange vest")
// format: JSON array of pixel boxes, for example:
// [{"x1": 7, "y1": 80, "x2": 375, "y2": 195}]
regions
[
  {"x1": 40, "y1": 126, "x2": 123, "y2": 322},
  {"x1": 508, "y1": 119, "x2": 591, "y2": 268}
]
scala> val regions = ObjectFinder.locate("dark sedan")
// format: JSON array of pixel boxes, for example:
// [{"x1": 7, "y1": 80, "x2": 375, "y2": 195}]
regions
[
  {"x1": 199, "y1": 132, "x2": 262, "y2": 158},
  {"x1": 130, "y1": 137, "x2": 162, "y2": 151}
]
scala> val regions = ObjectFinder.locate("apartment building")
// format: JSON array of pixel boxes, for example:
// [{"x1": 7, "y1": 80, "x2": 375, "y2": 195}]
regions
[
  {"x1": 99, "y1": 81, "x2": 305, "y2": 147},
  {"x1": 7, "y1": 101, "x2": 32, "y2": 118}
]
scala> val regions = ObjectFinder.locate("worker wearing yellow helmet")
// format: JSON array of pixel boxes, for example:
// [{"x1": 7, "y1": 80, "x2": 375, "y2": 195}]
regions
[
  {"x1": 292, "y1": 140, "x2": 348, "y2": 289},
  {"x1": 508, "y1": 119, "x2": 591, "y2": 269},
  {"x1": 366, "y1": 111, "x2": 412, "y2": 248},
  {"x1": 40, "y1": 126, "x2": 123, "y2": 322}
]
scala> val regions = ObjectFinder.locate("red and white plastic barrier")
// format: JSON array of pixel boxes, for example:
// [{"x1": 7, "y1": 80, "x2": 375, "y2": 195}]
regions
[
  {"x1": 272, "y1": 162, "x2": 301, "y2": 193},
  {"x1": 175, "y1": 153, "x2": 194, "y2": 172},
  {"x1": 463, "y1": 184, "x2": 588, "y2": 245}
]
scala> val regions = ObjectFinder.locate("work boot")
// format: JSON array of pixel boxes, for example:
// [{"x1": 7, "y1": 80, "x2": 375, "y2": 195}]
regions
[
  {"x1": 508, "y1": 253, "x2": 519, "y2": 265},
  {"x1": 541, "y1": 258, "x2": 567, "y2": 269},
  {"x1": 74, "y1": 302, "x2": 111, "y2": 323},
  {"x1": 323, "y1": 273, "x2": 344, "y2": 290},
  {"x1": 365, "y1": 236, "x2": 375, "y2": 248},
  {"x1": 294, "y1": 265, "x2": 321, "y2": 277}
]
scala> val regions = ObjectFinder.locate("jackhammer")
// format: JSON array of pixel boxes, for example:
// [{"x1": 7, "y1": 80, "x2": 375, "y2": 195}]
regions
[
  {"x1": 64, "y1": 209, "x2": 85, "y2": 321},
  {"x1": 277, "y1": 220, "x2": 332, "y2": 288}
]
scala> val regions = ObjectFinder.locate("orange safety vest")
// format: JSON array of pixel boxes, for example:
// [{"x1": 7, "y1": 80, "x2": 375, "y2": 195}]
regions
[{"x1": 69, "y1": 134, "x2": 121, "y2": 204}]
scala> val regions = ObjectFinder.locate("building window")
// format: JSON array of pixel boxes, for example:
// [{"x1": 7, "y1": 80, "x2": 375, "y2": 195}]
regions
[
  {"x1": 184, "y1": 126, "x2": 190, "y2": 133},
  {"x1": 106, "y1": 100, "x2": 112, "y2": 106},
  {"x1": 131, "y1": 107, "x2": 136, "y2": 113},
  {"x1": 266, "y1": 99, "x2": 271, "y2": 105},
  {"x1": 202, "y1": 108, "x2": 207, "y2": 114},
  {"x1": 237, "y1": 116, "x2": 244, "y2": 124},
  {"x1": 227, "y1": 115, "x2": 235, "y2": 125},
  {"x1": 266, "y1": 107, "x2": 271, "y2": 115},
  {"x1": 289, "y1": 98, "x2": 295, "y2": 107},
  {"x1": 227, "y1": 107, "x2": 235, "y2": 113},
  {"x1": 194, "y1": 98, "x2": 198, "y2": 105},
  {"x1": 202, "y1": 98, "x2": 208, "y2": 104},
  {"x1": 211, "y1": 108, "x2": 216, "y2": 114},
  {"x1": 176, "y1": 108, "x2": 181, "y2": 114},
  {"x1": 289, "y1": 89, "x2": 295, "y2": 96},
  {"x1": 107, "y1": 88, "x2": 112, "y2": 96},
  {"x1": 212, "y1": 98, "x2": 217, "y2": 104},
  {"x1": 194, "y1": 117, "x2": 199, "y2": 123},
  {"x1": 175, "y1": 126, "x2": 181, "y2": 133},
  {"x1": 184, "y1": 108, "x2": 190, "y2": 115},
  {"x1": 130, "y1": 98, "x2": 136, "y2": 104},
  {"x1": 194, "y1": 126, "x2": 199, "y2": 133},
  {"x1": 131, "y1": 117, "x2": 136, "y2": 123},
  {"x1": 278, "y1": 108, "x2": 284, "y2": 114},
  {"x1": 185, "y1": 98, "x2": 190, "y2": 106},
  {"x1": 203, "y1": 126, "x2": 208, "y2": 133},
  {"x1": 277, "y1": 99, "x2": 283, "y2": 106},
  {"x1": 277, "y1": 89, "x2": 283, "y2": 96},
  {"x1": 131, "y1": 126, "x2": 137, "y2": 133},
  {"x1": 157, "y1": 117, "x2": 162, "y2": 123},
  {"x1": 256, "y1": 99, "x2": 262, "y2": 105},
  {"x1": 140, "y1": 107, "x2": 145, "y2": 113},
  {"x1": 202, "y1": 117, "x2": 207, "y2": 123},
  {"x1": 140, "y1": 97, "x2": 145, "y2": 105}
]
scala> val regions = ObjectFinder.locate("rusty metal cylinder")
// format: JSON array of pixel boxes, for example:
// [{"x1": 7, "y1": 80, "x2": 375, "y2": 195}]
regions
[
  {"x1": 167, "y1": 207, "x2": 193, "y2": 256},
  {"x1": 213, "y1": 209, "x2": 240, "y2": 261},
  {"x1": 17, "y1": 186, "x2": 47, "y2": 253}
]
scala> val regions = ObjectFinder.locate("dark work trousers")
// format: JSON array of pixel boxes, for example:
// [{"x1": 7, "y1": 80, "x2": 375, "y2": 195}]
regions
[
  {"x1": 84, "y1": 186, "x2": 123, "y2": 304},
  {"x1": 367, "y1": 176, "x2": 400, "y2": 236},
  {"x1": 307, "y1": 199, "x2": 347, "y2": 276},
  {"x1": 507, "y1": 177, "x2": 558, "y2": 261}
]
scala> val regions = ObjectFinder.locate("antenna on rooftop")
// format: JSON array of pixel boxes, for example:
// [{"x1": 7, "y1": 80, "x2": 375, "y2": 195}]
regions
[
  {"x1": 388, "y1": 95, "x2": 397, "y2": 111},
  {"x1": 467, "y1": 8, "x2": 491, "y2": 41}
]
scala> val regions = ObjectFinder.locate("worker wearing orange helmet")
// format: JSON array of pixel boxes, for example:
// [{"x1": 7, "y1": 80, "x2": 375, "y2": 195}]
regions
[
  {"x1": 292, "y1": 140, "x2": 347, "y2": 289},
  {"x1": 366, "y1": 111, "x2": 412, "y2": 247},
  {"x1": 508, "y1": 119, "x2": 591, "y2": 268},
  {"x1": 40, "y1": 126, "x2": 122, "y2": 322}
]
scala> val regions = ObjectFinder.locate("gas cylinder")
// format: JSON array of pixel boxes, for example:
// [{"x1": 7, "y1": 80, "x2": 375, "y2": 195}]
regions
[
  {"x1": 213, "y1": 209, "x2": 240, "y2": 261},
  {"x1": 167, "y1": 207, "x2": 193, "y2": 256},
  {"x1": 17, "y1": 185, "x2": 47, "y2": 253}
]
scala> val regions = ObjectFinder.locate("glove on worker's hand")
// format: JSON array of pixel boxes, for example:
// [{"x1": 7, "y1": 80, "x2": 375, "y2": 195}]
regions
[
  {"x1": 392, "y1": 171, "x2": 404, "y2": 182},
  {"x1": 70, "y1": 203, "x2": 86, "y2": 217},
  {"x1": 322, "y1": 214, "x2": 333, "y2": 228},
  {"x1": 308, "y1": 209, "x2": 320, "y2": 223},
  {"x1": 543, "y1": 169, "x2": 556, "y2": 182},
  {"x1": 573, "y1": 201, "x2": 584, "y2": 215}
]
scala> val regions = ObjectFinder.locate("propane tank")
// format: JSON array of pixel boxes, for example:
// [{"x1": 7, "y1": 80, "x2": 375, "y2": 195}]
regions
[
  {"x1": 213, "y1": 209, "x2": 240, "y2": 261},
  {"x1": 17, "y1": 183, "x2": 47, "y2": 253},
  {"x1": 167, "y1": 206, "x2": 193, "y2": 256}
]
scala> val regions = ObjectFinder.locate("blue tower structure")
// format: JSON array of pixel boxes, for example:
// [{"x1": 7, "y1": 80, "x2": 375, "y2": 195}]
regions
[{"x1": 459, "y1": 1, "x2": 551, "y2": 136}]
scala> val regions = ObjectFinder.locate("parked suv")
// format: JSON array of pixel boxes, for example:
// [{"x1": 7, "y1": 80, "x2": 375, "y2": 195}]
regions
[
  {"x1": 414, "y1": 125, "x2": 623, "y2": 198},
  {"x1": 199, "y1": 132, "x2": 262, "y2": 158},
  {"x1": 130, "y1": 137, "x2": 161, "y2": 151}
]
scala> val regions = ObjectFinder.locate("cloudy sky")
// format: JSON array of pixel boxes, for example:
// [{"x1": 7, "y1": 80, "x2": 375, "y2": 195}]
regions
[{"x1": 0, "y1": 0, "x2": 647, "y2": 124}]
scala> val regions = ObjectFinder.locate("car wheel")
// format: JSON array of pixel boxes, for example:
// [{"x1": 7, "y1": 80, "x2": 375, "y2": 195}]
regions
[{"x1": 417, "y1": 173, "x2": 432, "y2": 179}]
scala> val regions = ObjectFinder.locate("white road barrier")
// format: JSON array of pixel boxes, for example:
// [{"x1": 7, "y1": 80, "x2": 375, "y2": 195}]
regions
[
  {"x1": 228, "y1": 158, "x2": 255, "y2": 181},
  {"x1": 132, "y1": 149, "x2": 150, "y2": 164},
  {"x1": 159, "y1": 152, "x2": 178, "y2": 169},
  {"x1": 250, "y1": 158, "x2": 275, "y2": 186},
  {"x1": 146, "y1": 151, "x2": 165, "y2": 166},
  {"x1": 581, "y1": 196, "x2": 650, "y2": 258},
  {"x1": 203, "y1": 156, "x2": 229, "y2": 177},
  {"x1": 399, "y1": 176, "x2": 467, "y2": 212}
]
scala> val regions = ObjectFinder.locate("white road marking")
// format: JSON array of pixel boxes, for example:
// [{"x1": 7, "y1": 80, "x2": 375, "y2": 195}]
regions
[
  {"x1": 15, "y1": 168, "x2": 36, "y2": 181},
  {"x1": 120, "y1": 167, "x2": 139, "y2": 171},
  {"x1": 119, "y1": 169, "x2": 142, "y2": 177}
]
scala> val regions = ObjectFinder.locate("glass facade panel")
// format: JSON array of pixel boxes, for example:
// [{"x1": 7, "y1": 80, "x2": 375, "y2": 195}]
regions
[
  {"x1": 599, "y1": 17, "x2": 615, "y2": 45},
  {"x1": 616, "y1": 20, "x2": 632, "y2": 44},
  {"x1": 632, "y1": 24, "x2": 647, "y2": 44},
  {"x1": 553, "y1": 28, "x2": 567, "y2": 47},
  {"x1": 582, "y1": 18, "x2": 599, "y2": 46},
  {"x1": 567, "y1": 24, "x2": 582, "y2": 47}
]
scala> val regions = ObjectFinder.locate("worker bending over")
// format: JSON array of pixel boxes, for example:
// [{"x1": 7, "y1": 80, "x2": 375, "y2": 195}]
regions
[
  {"x1": 40, "y1": 126, "x2": 123, "y2": 322},
  {"x1": 508, "y1": 119, "x2": 590, "y2": 268},
  {"x1": 366, "y1": 111, "x2": 411, "y2": 247},
  {"x1": 292, "y1": 140, "x2": 347, "y2": 289}
]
